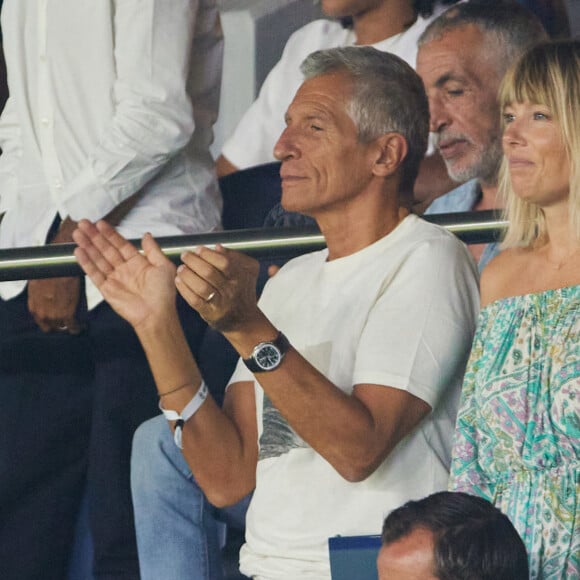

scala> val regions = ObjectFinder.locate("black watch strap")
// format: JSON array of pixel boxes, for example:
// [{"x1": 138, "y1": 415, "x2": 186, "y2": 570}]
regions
[{"x1": 243, "y1": 332, "x2": 290, "y2": 373}]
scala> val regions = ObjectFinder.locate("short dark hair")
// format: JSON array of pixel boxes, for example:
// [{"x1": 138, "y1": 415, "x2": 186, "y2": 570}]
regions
[
  {"x1": 419, "y1": 0, "x2": 547, "y2": 77},
  {"x1": 381, "y1": 491, "x2": 529, "y2": 580}
]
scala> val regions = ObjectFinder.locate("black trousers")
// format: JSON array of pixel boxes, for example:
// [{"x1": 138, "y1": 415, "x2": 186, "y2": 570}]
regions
[{"x1": 0, "y1": 290, "x2": 206, "y2": 580}]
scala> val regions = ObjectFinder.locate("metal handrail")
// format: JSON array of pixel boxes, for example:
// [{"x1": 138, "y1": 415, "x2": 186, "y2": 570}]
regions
[{"x1": 0, "y1": 210, "x2": 506, "y2": 282}]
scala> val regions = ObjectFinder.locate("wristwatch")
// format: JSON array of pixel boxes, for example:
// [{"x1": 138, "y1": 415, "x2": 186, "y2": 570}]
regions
[{"x1": 243, "y1": 332, "x2": 290, "y2": 373}]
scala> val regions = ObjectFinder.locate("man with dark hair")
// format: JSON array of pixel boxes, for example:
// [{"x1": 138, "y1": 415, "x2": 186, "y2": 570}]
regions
[
  {"x1": 378, "y1": 491, "x2": 530, "y2": 580},
  {"x1": 74, "y1": 46, "x2": 479, "y2": 580},
  {"x1": 418, "y1": 0, "x2": 547, "y2": 269}
]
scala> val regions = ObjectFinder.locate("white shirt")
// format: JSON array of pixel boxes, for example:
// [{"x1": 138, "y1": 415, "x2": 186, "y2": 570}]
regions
[
  {"x1": 0, "y1": 0, "x2": 223, "y2": 306},
  {"x1": 221, "y1": 14, "x2": 437, "y2": 170},
  {"x1": 228, "y1": 216, "x2": 480, "y2": 579}
]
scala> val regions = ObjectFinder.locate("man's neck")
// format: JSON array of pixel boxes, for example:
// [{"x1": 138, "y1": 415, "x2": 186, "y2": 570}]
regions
[
  {"x1": 320, "y1": 204, "x2": 409, "y2": 261},
  {"x1": 473, "y1": 181, "x2": 500, "y2": 211},
  {"x1": 353, "y1": 1, "x2": 416, "y2": 46}
]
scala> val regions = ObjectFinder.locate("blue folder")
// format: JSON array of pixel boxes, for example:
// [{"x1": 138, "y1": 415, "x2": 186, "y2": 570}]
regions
[{"x1": 328, "y1": 534, "x2": 382, "y2": 580}]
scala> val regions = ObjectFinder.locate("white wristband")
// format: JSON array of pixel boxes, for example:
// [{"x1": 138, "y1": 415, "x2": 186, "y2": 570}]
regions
[{"x1": 159, "y1": 381, "x2": 209, "y2": 449}]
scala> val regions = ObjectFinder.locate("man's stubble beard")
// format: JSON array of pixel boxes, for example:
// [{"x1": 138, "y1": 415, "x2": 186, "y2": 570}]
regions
[{"x1": 444, "y1": 132, "x2": 503, "y2": 188}]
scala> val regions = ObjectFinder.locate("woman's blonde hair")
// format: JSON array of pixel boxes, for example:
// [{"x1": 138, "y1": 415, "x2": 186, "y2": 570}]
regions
[{"x1": 498, "y1": 40, "x2": 580, "y2": 248}]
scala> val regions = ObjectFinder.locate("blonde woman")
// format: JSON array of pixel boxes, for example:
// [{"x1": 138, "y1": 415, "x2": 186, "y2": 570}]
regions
[{"x1": 450, "y1": 40, "x2": 580, "y2": 579}]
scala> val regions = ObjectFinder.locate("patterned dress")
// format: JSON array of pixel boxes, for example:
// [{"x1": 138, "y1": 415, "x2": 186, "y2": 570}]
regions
[{"x1": 450, "y1": 285, "x2": 580, "y2": 579}]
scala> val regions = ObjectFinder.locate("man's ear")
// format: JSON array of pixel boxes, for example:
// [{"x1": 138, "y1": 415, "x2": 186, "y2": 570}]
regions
[{"x1": 371, "y1": 133, "x2": 408, "y2": 178}]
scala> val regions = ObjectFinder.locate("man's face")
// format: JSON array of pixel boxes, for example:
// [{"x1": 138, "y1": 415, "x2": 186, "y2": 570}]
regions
[
  {"x1": 321, "y1": 0, "x2": 387, "y2": 20},
  {"x1": 273, "y1": 72, "x2": 376, "y2": 218},
  {"x1": 416, "y1": 25, "x2": 503, "y2": 185},
  {"x1": 377, "y1": 527, "x2": 439, "y2": 580}
]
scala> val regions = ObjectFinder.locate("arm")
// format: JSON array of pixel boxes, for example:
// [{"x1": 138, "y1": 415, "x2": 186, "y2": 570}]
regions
[
  {"x1": 29, "y1": 0, "x2": 210, "y2": 332},
  {"x1": 27, "y1": 193, "x2": 146, "y2": 333},
  {"x1": 172, "y1": 241, "x2": 475, "y2": 482},
  {"x1": 73, "y1": 220, "x2": 257, "y2": 507},
  {"x1": 60, "y1": 0, "x2": 204, "y2": 222}
]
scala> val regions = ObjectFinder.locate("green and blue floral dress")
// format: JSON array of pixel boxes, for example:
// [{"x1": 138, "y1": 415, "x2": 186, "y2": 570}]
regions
[{"x1": 451, "y1": 285, "x2": 580, "y2": 579}]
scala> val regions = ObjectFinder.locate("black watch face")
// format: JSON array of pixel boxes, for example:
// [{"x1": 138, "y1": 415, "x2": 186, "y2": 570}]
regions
[{"x1": 255, "y1": 344, "x2": 282, "y2": 370}]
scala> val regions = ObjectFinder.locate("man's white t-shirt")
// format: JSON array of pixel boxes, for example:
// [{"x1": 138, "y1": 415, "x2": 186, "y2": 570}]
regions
[
  {"x1": 228, "y1": 215, "x2": 480, "y2": 579},
  {"x1": 221, "y1": 15, "x2": 436, "y2": 170}
]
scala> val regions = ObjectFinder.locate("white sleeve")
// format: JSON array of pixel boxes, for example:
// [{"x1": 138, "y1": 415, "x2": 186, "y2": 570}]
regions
[
  {"x1": 353, "y1": 236, "x2": 479, "y2": 408},
  {"x1": 0, "y1": 96, "x2": 23, "y2": 213},
  {"x1": 220, "y1": 22, "x2": 331, "y2": 170},
  {"x1": 60, "y1": 0, "x2": 202, "y2": 221}
]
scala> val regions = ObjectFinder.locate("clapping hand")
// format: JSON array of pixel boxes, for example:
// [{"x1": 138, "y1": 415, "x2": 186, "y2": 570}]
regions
[{"x1": 73, "y1": 220, "x2": 177, "y2": 330}]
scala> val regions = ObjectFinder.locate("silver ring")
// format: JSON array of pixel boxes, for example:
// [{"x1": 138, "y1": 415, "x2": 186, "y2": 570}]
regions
[
  {"x1": 57, "y1": 325, "x2": 69, "y2": 331},
  {"x1": 205, "y1": 291, "x2": 216, "y2": 303}
]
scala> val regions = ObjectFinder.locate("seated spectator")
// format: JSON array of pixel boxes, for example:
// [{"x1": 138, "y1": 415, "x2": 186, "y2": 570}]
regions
[
  {"x1": 265, "y1": 1, "x2": 547, "y2": 247},
  {"x1": 73, "y1": 46, "x2": 479, "y2": 579},
  {"x1": 378, "y1": 491, "x2": 529, "y2": 580},
  {"x1": 217, "y1": 0, "x2": 460, "y2": 207},
  {"x1": 450, "y1": 40, "x2": 580, "y2": 578},
  {"x1": 417, "y1": 0, "x2": 546, "y2": 269}
]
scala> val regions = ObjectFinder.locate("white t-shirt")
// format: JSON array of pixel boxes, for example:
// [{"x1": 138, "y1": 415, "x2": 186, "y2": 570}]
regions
[
  {"x1": 221, "y1": 15, "x2": 436, "y2": 170},
  {"x1": 229, "y1": 215, "x2": 480, "y2": 580}
]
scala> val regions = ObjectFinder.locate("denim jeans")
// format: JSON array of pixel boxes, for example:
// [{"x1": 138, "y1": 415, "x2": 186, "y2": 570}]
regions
[{"x1": 131, "y1": 415, "x2": 251, "y2": 580}]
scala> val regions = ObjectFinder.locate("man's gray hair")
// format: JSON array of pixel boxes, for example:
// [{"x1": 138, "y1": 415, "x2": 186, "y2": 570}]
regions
[
  {"x1": 300, "y1": 46, "x2": 429, "y2": 195},
  {"x1": 419, "y1": 0, "x2": 547, "y2": 75}
]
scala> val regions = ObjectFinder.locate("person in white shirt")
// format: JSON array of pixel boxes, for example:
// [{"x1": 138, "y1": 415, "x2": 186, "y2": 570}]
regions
[
  {"x1": 217, "y1": 0, "x2": 459, "y2": 208},
  {"x1": 0, "y1": 1, "x2": 222, "y2": 578},
  {"x1": 74, "y1": 46, "x2": 479, "y2": 580}
]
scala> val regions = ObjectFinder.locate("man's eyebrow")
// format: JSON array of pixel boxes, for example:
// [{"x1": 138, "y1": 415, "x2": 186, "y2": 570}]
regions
[
  {"x1": 435, "y1": 73, "x2": 464, "y2": 88},
  {"x1": 305, "y1": 113, "x2": 330, "y2": 122},
  {"x1": 284, "y1": 110, "x2": 332, "y2": 124}
]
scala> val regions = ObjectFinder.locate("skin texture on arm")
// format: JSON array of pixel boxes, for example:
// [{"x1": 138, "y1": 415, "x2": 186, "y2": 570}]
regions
[
  {"x1": 73, "y1": 220, "x2": 257, "y2": 507},
  {"x1": 74, "y1": 220, "x2": 431, "y2": 490},
  {"x1": 171, "y1": 242, "x2": 432, "y2": 483}
]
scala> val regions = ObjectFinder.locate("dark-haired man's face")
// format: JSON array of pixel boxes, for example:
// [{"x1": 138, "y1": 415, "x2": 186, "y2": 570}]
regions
[
  {"x1": 377, "y1": 527, "x2": 438, "y2": 580},
  {"x1": 417, "y1": 25, "x2": 503, "y2": 186}
]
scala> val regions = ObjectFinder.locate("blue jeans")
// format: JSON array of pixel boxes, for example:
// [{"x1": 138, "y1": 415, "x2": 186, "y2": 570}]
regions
[{"x1": 131, "y1": 415, "x2": 251, "y2": 580}]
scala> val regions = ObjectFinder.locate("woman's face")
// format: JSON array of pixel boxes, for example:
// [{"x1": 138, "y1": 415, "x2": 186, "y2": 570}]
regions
[{"x1": 502, "y1": 100, "x2": 570, "y2": 209}]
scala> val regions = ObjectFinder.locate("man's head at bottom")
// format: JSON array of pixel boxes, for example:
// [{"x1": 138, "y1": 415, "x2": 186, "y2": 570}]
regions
[{"x1": 377, "y1": 491, "x2": 529, "y2": 580}]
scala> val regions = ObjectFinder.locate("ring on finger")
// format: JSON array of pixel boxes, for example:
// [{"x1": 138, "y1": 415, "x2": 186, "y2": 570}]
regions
[{"x1": 205, "y1": 291, "x2": 217, "y2": 303}]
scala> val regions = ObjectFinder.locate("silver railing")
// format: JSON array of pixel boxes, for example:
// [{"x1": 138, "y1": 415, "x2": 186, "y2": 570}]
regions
[{"x1": 0, "y1": 211, "x2": 506, "y2": 282}]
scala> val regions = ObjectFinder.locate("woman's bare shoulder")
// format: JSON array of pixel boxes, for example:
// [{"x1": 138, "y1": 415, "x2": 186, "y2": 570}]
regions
[{"x1": 480, "y1": 247, "x2": 530, "y2": 307}]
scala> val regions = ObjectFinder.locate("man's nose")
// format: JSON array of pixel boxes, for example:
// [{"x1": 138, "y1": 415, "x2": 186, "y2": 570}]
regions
[
  {"x1": 273, "y1": 126, "x2": 299, "y2": 161},
  {"x1": 428, "y1": 94, "x2": 450, "y2": 134}
]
